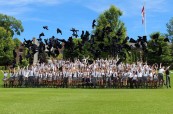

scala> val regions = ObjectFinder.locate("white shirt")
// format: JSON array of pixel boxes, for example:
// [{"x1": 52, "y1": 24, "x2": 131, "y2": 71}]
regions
[
  {"x1": 133, "y1": 74, "x2": 138, "y2": 80},
  {"x1": 137, "y1": 72, "x2": 143, "y2": 78},
  {"x1": 158, "y1": 68, "x2": 164, "y2": 74}
]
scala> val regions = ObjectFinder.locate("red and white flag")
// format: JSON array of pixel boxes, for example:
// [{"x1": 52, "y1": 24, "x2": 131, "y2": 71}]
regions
[{"x1": 141, "y1": 6, "x2": 145, "y2": 24}]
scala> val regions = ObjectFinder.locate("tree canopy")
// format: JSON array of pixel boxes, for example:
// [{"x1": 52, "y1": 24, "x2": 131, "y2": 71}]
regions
[
  {"x1": 0, "y1": 27, "x2": 15, "y2": 66},
  {"x1": 91, "y1": 5, "x2": 127, "y2": 59},
  {"x1": 0, "y1": 14, "x2": 24, "y2": 67},
  {"x1": 0, "y1": 13, "x2": 24, "y2": 37},
  {"x1": 147, "y1": 32, "x2": 172, "y2": 65}
]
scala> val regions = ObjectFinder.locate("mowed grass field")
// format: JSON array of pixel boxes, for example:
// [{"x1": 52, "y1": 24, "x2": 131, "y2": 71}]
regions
[{"x1": 0, "y1": 72, "x2": 173, "y2": 114}]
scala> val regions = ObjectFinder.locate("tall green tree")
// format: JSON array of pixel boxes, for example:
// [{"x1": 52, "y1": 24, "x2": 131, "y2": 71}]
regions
[
  {"x1": 93, "y1": 5, "x2": 127, "y2": 59},
  {"x1": 0, "y1": 13, "x2": 24, "y2": 37},
  {"x1": 0, "y1": 27, "x2": 15, "y2": 66},
  {"x1": 147, "y1": 32, "x2": 172, "y2": 65},
  {"x1": 166, "y1": 17, "x2": 173, "y2": 56},
  {"x1": 166, "y1": 17, "x2": 173, "y2": 41}
]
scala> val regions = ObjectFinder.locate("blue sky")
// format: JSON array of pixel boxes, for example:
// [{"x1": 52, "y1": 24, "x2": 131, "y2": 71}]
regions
[{"x1": 0, "y1": 0, "x2": 173, "y2": 41}]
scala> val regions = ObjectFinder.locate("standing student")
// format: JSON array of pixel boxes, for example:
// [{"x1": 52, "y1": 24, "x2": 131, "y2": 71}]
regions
[
  {"x1": 132, "y1": 71, "x2": 138, "y2": 88},
  {"x1": 9, "y1": 70, "x2": 15, "y2": 88},
  {"x1": 1, "y1": 70, "x2": 8, "y2": 88},
  {"x1": 158, "y1": 63, "x2": 165, "y2": 87},
  {"x1": 165, "y1": 66, "x2": 171, "y2": 88}
]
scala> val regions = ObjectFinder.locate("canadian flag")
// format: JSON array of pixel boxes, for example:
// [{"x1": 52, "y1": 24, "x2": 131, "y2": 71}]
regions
[{"x1": 141, "y1": 6, "x2": 145, "y2": 24}]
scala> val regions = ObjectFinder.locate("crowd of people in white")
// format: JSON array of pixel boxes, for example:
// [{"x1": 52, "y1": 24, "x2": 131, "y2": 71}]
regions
[{"x1": 1, "y1": 59, "x2": 171, "y2": 88}]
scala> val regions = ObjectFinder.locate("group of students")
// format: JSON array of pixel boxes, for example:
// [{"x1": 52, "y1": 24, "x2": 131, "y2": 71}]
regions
[{"x1": 1, "y1": 59, "x2": 171, "y2": 89}]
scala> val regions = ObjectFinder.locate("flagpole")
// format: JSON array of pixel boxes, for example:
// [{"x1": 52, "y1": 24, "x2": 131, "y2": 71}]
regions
[{"x1": 144, "y1": 1, "x2": 147, "y2": 36}]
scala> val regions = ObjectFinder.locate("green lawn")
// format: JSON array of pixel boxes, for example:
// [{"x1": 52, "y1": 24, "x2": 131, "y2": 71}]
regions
[{"x1": 0, "y1": 72, "x2": 173, "y2": 114}]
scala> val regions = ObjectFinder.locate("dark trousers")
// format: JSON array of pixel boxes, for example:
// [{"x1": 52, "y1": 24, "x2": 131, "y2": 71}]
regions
[
  {"x1": 133, "y1": 80, "x2": 138, "y2": 88},
  {"x1": 158, "y1": 73, "x2": 163, "y2": 86},
  {"x1": 18, "y1": 75, "x2": 24, "y2": 87},
  {"x1": 63, "y1": 77, "x2": 68, "y2": 88},
  {"x1": 128, "y1": 77, "x2": 133, "y2": 88},
  {"x1": 166, "y1": 75, "x2": 171, "y2": 88}
]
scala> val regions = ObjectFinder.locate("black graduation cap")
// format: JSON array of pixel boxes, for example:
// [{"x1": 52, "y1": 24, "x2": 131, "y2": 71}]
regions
[
  {"x1": 135, "y1": 43, "x2": 140, "y2": 48},
  {"x1": 39, "y1": 32, "x2": 45, "y2": 38},
  {"x1": 73, "y1": 33, "x2": 78, "y2": 38},
  {"x1": 70, "y1": 28, "x2": 78, "y2": 32},
  {"x1": 24, "y1": 39, "x2": 33, "y2": 46},
  {"x1": 31, "y1": 44, "x2": 38, "y2": 54},
  {"x1": 137, "y1": 36, "x2": 143, "y2": 42},
  {"x1": 85, "y1": 31, "x2": 90, "y2": 37},
  {"x1": 44, "y1": 39, "x2": 48, "y2": 45},
  {"x1": 116, "y1": 59, "x2": 123, "y2": 66},
  {"x1": 68, "y1": 36, "x2": 73, "y2": 43},
  {"x1": 164, "y1": 38, "x2": 169, "y2": 42},
  {"x1": 123, "y1": 44, "x2": 131, "y2": 51},
  {"x1": 56, "y1": 40, "x2": 62, "y2": 49},
  {"x1": 43, "y1": 26, "x2": 48, "y2": 30},
  {"x1": 81, "y1": 30, "x2": 84, "y2": 38},
  {"x1": 57, "y1": 38, "x2": 67, "y2": 43},
  {"x1": 37, "y1": 37, "x2": 42, "y2": 42},
  {"x1": 54, "y1": 49, "x2": 59, "y2": 55},
  {"x1": 71, "y1": 28, "x2": 79, "y2": 38},
  {"x1": 92, "y1": 19, "x2": 96, "y2": 29},
  {"x1": 143, "y1": 36, "x2": 147, "y2": 42},
  {"x1": 88, "y1": 60, "x2": 93, "y2": 64},
  {"x1": 152, "y1": 33, "x2": 159, "y2": 39},
  {"x1": 129, "y1": 38, "x2": 137, "y2": 43},
  {"x1": 38, "y1": 42, "x2": 45, "y2": 53},
  {"x1": 51, "y1": 36, "x2": 55, "y2": 39},
  {"x1": 57, "y1": 28, "x2": 62, "y2": 35}
]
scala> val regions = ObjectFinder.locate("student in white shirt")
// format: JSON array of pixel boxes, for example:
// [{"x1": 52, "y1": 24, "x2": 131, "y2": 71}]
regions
[
  {"x1": 1, "y1": 70, "x2": 8, "y2": 88},
  {"x1": 132, "y1": 71, "x2": 138, "y2": 88},
  {"x1": 158, "y1": 63, "x2": 165, "y2": 87}
]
